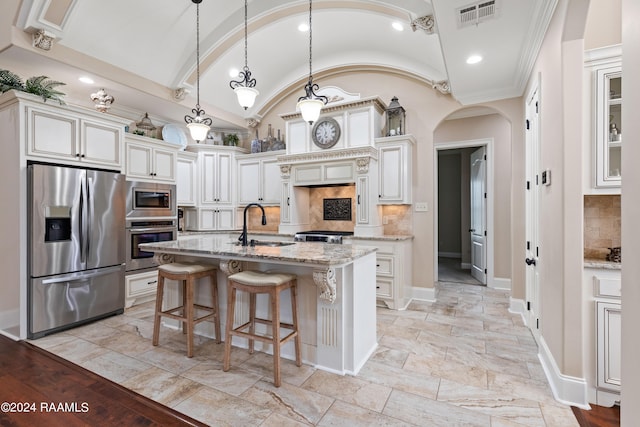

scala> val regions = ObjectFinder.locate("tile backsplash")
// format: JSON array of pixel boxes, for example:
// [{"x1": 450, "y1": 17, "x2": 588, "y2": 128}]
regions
[{"x1": 584, "y1": 195, "x2": 621, "y2": 259}]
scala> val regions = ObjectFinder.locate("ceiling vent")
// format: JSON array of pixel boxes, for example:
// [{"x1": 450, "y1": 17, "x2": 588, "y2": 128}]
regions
[{"x1": 457, "y1": 1, "x2": 497, "y2": 28}]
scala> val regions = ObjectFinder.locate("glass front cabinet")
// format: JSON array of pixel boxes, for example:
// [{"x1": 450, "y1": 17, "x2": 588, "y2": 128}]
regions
[{"x1": 595, "y1": 64, "x2": 622, "y2": 187}]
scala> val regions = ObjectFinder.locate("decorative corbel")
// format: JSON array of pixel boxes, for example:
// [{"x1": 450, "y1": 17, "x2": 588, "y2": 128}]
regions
[
  {"x1": 313, "y1": 268, "x2": 336, "y2": 304},
  {"x1": 32, "y1": 29, "x2": 55, "y2": 51},
  {"x1": 280, "y1": 164, "x2": 292, "y2": 179},
  {"x1": 219, "y1": 259, "x2": 243, "y2": 275},
  {"x1": 411, "y1": 15, "x2": 436, "y2": 34},
  {"x1": 355, "y1": 157, "x2": 370, "y2": 174},
  {"x1": 432, "y1": 80, "x2": 451, "y2": 95},
  {"x1": 153, "y1": 253, "x2": 175, "y2": 265},
  {"x1": 246, "y1": 118, "x2": 261, "y2": 128},
  {"x1": 174, "y1": 87, "x2": 189, "y2": 101}
]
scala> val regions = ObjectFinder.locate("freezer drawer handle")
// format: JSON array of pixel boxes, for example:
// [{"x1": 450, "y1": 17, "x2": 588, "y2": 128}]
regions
[{"x1": 40, "y1": 265, "x2": 123, "y2": 285}]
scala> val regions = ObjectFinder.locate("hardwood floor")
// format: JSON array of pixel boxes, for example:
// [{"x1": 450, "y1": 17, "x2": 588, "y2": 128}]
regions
[
  {"x1": 0, "y1": 335, "x2": 206, "y2": 426},
  {"x1": 572, "y1": 405, "x2": 620, "y2": 427}
]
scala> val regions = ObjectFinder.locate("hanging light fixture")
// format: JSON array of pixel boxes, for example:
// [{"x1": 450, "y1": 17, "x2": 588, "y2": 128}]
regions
[
  {"x1": 296, "y1": 0, "x2": 327, "y2": 125},
  {"x1": 229, "y1": 0, "x2": 258, "y2": 110},
  {"x1": 184, "y1": 0, "x2": 212, "y2": 142}
]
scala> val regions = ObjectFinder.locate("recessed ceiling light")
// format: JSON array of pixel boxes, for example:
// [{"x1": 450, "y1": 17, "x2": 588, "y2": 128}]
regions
[
  {"x1": 466, "y1": 55, "x2": 483, "y2": 64},
  {"x1": 298, "y1": 22, "x2": 309, "y2": 32},
  {"x1": 229, "y1": 68, "x2": 240, "y2": 78},
  {"x1": 78, "y1": 76, "x2": 94, "y2": 84},
  {"x1": 392, "y1": 22, "x2": 404, "y2": 31}
]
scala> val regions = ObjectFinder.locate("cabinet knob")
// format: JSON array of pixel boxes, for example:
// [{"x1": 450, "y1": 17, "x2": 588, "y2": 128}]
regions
[
  {"x1": 76, "y1": 153, "x2": 81, "y2": 157},
  {"x1": 81, "y1": 154, "x2": 85, "y2": 158}
]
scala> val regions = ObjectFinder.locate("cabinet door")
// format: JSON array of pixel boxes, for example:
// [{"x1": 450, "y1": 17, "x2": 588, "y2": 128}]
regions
[
  {"x1": 27, "y1": 107, "x2": 78, "y2": 161},
  {"x1": 379, "y1": 145, "x2": 404, "y2": 202},
  {"x1": 80, "y1": 120, "x2": 122, "y2": 168},
  {"x1": 356, "y1": 176, "x2": 369, "y2": 224},
  {"x1": 597, "y1": 301, "x2": 621, "y2": 392},
  {"x1": 152, "y1": 148, "x2": 176, "y2": 182},
  {"x1": 595, "y1": 65, "x2": 622, "y2": 187},
  {"x1": 281, "y1": 181, "x2": 291, "y2": 224},
  {"x1": 262, "y1": 158, "x2": 281, "y2": 204},
  {"x1": 125, "y1": 270, "x2": 158, "y2": 308},
  {"x1": 200, "y1": 152, "x2": 218, "y2": 204},
  {"x1": 238, "y1": 159, "x2": 261, "y2": 204},
  {"x1": 126, "y1": 142, "x2": 154, "y2": 180},
  {"x1": 216, "y1": 207, "x2": 235, "y2": 230},
  {"x1": 177, "y1": 155, "x2": 197, "y2": 206},
  {"x1": 216, "y1": 152, "x2": 233, "y2": 204}
]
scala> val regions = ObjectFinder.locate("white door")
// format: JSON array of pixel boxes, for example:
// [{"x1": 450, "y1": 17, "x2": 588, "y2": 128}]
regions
[
  {"x1": 470, "y1": 146, "x2": 487, "y2": 284},
  {"x1": 525, "y1": 86, "x2": 541, "y2": 336}
]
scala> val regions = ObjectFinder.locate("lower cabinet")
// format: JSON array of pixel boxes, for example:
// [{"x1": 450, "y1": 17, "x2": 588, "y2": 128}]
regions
[
  {"x1": 125, "y1": 269, "x2": 158, "y2": 308},
  {"x1": 345, "y1": 238, "x2": 412, "y2": 310}
]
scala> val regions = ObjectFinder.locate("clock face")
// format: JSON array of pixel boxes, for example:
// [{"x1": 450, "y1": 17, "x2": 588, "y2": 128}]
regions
[{"x1": 312, "y1": 117, "x2": 341, "y2": 149}]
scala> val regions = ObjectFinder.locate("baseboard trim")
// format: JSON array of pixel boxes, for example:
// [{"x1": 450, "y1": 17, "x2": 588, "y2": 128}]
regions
[
  {"x1": 509, "y1": 297, "x2": 527, "y2": 325},
  {"x1": 490, "y1": 277, "x2": 511, "y2": 290},
  {"x1": 460, "y1": 262, "x2": 472, "y2": 269},
  {"x1": 0, "y1": 308, "x2": 19, "y2": 338},
  {"x1": 412, "y1": 286, "x2": 436, "y2": 302},
  {"x1": 438, "y1": 252, "x2": 461, "y2": 258},
  {"x1": 537, "y1": 335, "x2": 590, "y2": 409}
]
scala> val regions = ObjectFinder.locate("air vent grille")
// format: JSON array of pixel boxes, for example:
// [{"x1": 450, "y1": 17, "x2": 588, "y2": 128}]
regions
[{"x1": 457, "y1": 0, "x2": 497, "y2": 27}]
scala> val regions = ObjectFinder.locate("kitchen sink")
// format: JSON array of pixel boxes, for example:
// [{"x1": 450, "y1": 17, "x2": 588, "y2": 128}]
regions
[{"x1": 234, "y1": 240, "x2": 295, "y2": 247}]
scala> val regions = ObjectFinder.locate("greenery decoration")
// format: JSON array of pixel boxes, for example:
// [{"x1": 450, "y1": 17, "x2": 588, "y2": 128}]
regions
[
  {"x1": 0, "y1": 69, "x2": 66, "y2": 105},
  {"x1": 223, "y1": 133, "x2": 239, "y2": 146}
]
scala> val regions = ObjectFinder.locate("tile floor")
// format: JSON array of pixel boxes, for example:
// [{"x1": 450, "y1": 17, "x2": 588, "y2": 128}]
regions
[{"x1": 30, "y1": 280, "x2": 579, "y2": 426}]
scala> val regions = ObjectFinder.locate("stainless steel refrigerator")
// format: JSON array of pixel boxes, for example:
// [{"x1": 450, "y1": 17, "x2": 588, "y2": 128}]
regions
[{"x1": 28, "y1": 163, "x2": 126, "y2": 339}]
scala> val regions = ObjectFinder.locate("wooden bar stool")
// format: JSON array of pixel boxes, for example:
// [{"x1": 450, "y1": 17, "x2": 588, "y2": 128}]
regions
[
  {"x1": 152, "y1": 262, "x2": 221, "y2": 358},
  {"x1": 223, "y1": 270, "x2": 301, "y2": 387}
]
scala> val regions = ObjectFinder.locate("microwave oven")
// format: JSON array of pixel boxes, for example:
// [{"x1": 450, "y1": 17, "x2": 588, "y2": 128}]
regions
[{"x1": 125, "y1": 180, "x2": 176, "y2": 219}]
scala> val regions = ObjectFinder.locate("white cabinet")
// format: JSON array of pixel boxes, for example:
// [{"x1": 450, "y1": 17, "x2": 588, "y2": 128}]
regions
[
  {"x1": 125, "y1": 269, "x2": 158, "y2": 308},
  {"x1": 376, "y1": 135, "x2": 415, "y2": 204},
  {"x1": 595, "y1": 64, "x2": 622, "y2": 188},
  {"x1": 345, "y1": 238, "x2": 413, "y2": 310},
  {"x1": 125, "y1": 135, "x2": 177, "y2": 183},
  {"x1": 176, "y1": 151, "x2": 198, "y2": 206},
  {"x1": 26, "y1": 104, "x2": 124, "y2": 170},
  {"x1": 182, "y1": 145, "x2": 247, "y2": 231},
  {"x1": 237, "y1": 152, "x2": 281, "y2": 205},
  {"x1": 597, "y1": 301, "x2": 621, "y2": 393},
  {"x1": 184, "y1": 207, "x2": 235, "y2": 231}
]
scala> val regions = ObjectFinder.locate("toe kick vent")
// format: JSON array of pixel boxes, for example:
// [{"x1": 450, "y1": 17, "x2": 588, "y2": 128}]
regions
[{"x1": 457, "y1": 0, "x2": 497, "y2": 28}]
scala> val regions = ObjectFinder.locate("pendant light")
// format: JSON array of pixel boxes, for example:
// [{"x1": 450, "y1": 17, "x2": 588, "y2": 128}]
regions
[
  {"x1": 184, "y1": 0, "x2": 212, "y2": 142},
  {"x1": 296, "y1": 0, "x2": 327, "y2": 125},
  {"x1": 229, "y1": 0, "x2": 258, "y2": 110}
]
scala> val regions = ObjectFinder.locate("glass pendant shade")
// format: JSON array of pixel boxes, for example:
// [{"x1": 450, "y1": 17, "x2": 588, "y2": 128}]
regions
[
  {"x1": 297, "y1": 98, "x2": 324, "y2": 125},
  {"x1": 187, "y1": 121, "x2": 210, "y2": 142},
  {"x1": 234, "y1": 86, "x2": 259, "y2": 109}
]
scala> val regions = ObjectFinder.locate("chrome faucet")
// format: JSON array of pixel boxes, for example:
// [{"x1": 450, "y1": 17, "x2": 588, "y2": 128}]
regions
[{"x1": 239, "y1": 203, "x2": 267, "y2": 246}]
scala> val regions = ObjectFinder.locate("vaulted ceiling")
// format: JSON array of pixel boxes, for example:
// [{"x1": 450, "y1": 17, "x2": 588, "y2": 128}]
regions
[{"x1": 3, "y1": 0, "x2": 557, "y2": 130}]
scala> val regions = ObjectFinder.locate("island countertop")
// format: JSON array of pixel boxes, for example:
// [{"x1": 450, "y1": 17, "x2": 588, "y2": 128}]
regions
[{"x1": 139, "y1": 234, "x2": 377, "y2": 266}]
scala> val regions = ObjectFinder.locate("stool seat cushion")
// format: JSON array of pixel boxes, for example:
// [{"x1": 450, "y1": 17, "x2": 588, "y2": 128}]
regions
[
  {"x1": 158, "y1": 262, "x2": 216, "y2": 275},
  {"x1": 228, "y1": 270, "x2": 296, "y2": 287}
]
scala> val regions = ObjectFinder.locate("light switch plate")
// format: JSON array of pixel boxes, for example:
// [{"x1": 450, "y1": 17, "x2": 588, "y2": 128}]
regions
[{"x1": 415, "y1": 202, "x2": 428, "y2": 212}]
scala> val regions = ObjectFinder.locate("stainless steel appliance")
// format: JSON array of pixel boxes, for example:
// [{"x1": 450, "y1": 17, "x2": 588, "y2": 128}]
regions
[
  {"x1": 293, "y1": 230, "x2": 353, "y2": 244},
  {"x1": 28, "y1": 163, "x2": 126, "y2": 339},
  {"x1": 126, "y1": 218, "x2": 177, "y2": 272},
  {"x1": 125, "y1": 180, "x2": 176, "y2": 219}
]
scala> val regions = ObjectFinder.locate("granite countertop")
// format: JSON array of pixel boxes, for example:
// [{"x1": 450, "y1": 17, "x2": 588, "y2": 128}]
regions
[
  {"x1": 178, "y1": 230, "x2": 413, "y2": 241},
  {"x1": 584, "y1": 258, "x2": 622, "y2": 270},
  {"x1": 141, "y1": 234, "x2": 376, "y2": 266}
]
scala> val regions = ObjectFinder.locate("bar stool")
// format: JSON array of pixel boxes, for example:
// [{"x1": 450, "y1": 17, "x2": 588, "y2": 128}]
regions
[
  {"x1": 223, "y1": 270, "x2": 301, "y2": 387},
  {"x1": 152, "y1": 262, "x2": 221, "y2": 358}
]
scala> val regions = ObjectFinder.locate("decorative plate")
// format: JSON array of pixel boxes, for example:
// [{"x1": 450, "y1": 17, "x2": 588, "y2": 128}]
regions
[{"x1": 162, "y1": 124, "x2": 188, "y2": 149}]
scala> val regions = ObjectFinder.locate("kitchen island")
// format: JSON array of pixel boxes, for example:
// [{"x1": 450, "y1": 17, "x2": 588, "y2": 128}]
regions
[{"x1": 139, "y1": 234, "x2": 378, "y2": 375}]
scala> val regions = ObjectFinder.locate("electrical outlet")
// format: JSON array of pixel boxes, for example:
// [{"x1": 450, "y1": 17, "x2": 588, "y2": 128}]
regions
[
  {"x1": 382, "y1": 216, "x2": 389, "y2": 225},
  {"x1": 415, "y1": 202, "x2": 428, "y2": 212}
]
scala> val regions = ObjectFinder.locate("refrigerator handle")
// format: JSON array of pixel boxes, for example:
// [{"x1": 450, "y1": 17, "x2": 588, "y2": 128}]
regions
[
  {"x1": 86, "y1": 176, "x2": 93, "y2": 260},
  {"x1": 79, "y1": 174, "x2": 86, "y2": 264}
]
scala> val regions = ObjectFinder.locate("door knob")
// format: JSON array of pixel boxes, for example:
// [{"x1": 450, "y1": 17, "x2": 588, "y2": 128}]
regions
[
  {"x1": 525, "y1": 257, "x2": 536, "y2": 266},
  {"x1": 469, "y1": 228, "x2": 475, "y2": 232}
]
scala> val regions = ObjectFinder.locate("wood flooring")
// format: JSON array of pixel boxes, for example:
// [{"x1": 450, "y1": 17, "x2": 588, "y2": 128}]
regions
[
  {"x1": 572, "y1": 404, "x2": 620, "y2": 427},
  {"x1": 0, "y1": 334, "x2": 207, "y2": 426}
]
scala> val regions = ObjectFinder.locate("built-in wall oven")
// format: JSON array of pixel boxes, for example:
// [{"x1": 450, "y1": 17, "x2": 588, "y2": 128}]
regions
[{"x1": 125, "y1": 181, "x2": 177, "y2": 272}]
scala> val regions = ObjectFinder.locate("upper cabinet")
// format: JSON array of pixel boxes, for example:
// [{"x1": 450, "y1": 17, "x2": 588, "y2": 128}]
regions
[
  {"x1": 176, "y1": 150, "x2": 198, "y2": 206},
  {"x1": 236, "y1": 152, "x2": 281, "y2": 206},
  {"x1": 26, "y1": 103, "x2": 124, "y2": 170},
  {"x1": 125, "y1": 135, "x2": 177, "y2": 183},
  {"x1": 587, "y1": 46, "x2": 622, "y2": 190},
  {"x1": 375, "y1": 135, "x2": 415, "y2": 204}
]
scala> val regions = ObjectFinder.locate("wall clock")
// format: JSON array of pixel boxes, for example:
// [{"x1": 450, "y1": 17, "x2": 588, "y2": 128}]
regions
[{"x1": 311, "y1": 117, "x2": 341, "y2": 149}]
